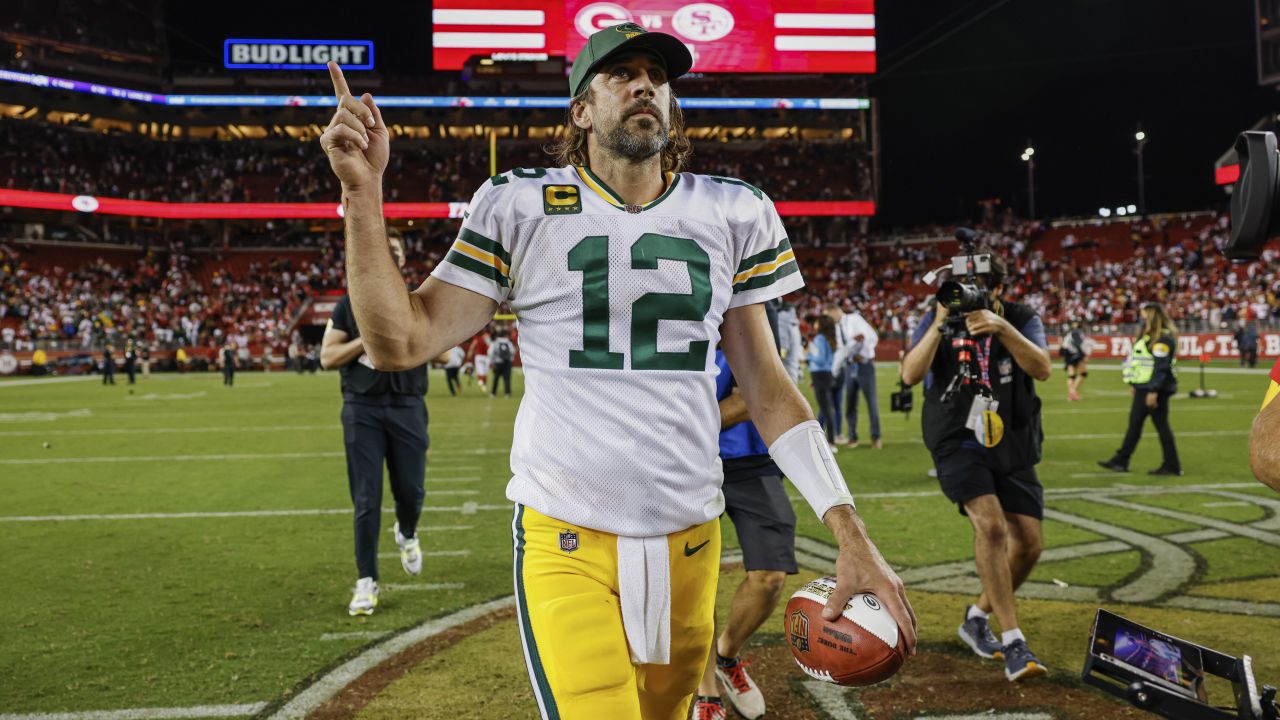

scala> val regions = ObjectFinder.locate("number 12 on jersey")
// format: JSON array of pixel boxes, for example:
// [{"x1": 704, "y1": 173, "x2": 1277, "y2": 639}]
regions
[{"x1": 567, "y1": 233, "x2": 712, "y2": 371}]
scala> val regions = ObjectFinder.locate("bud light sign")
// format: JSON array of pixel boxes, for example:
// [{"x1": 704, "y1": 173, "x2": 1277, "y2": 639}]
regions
[{"x1": 224, "y1": 39, "x2": 375, "y2": 70}]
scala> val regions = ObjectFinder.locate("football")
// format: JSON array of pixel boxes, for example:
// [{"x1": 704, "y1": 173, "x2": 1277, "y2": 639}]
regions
[{"x1": 784, "y1": 577, "x2": 905, "y2": 686}]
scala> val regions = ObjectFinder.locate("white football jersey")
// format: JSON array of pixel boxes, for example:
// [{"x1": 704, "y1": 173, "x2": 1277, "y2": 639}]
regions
[{"x1": 431, "y1": 165, "x2": 804, "y2": 536}]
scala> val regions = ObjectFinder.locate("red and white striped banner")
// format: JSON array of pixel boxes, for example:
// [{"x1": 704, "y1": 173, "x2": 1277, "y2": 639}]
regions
[{"x1": 432, "y1": 0, "x2": 876, "y2": 73}]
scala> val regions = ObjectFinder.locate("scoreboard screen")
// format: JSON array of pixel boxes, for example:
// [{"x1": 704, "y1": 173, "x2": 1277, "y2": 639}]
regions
[{"x1": 432, "y1": 0, "x2": 875, "y2": 74}]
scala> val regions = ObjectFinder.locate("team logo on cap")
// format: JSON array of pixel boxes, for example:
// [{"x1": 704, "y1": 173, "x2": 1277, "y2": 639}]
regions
[{"x1": 614, "y1": 21, "x2": 645, "y2": 38}]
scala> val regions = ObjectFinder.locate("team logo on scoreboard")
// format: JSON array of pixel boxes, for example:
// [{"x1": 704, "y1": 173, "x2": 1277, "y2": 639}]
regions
[
  {"x1": 576, "y1": 3, "x2": 634, "y2": 39},
  {"x1": 559, "y1": 530, "x2": 579, "y2": 553},
  {"x1": 673, "y1": 3, "x2": 735, "y2": 42},
  {"x1": 543, "y1": 185, "x2": 583, "y2": 215},
  {"x1": 788, "y1": 609, "x2": 811, "y2": 652}
]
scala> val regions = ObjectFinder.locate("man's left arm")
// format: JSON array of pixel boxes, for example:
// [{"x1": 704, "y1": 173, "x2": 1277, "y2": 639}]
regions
[
  {"x1": 966, "y1": 310, "x2": 1052, "y2": 381},
  {"x1": 721, "y1": 303, "x2": 916, "y2": 652}
]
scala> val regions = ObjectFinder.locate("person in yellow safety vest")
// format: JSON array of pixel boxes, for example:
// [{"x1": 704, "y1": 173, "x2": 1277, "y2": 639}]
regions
[
  {"x1": 1249, "y1": 357, "x2": 1280, "y2": 492},
  {"x1": 1098, "y1": 303, "x2": 1182, "y2": 476}
]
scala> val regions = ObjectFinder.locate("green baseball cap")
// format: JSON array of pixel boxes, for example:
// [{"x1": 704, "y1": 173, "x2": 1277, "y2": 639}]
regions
[{"x1": 568, "y1": 22, "x2": 693, "y2": 98}]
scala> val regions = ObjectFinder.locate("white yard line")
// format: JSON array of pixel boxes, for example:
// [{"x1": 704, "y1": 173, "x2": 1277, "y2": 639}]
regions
[
  {"x1": 0, "y1": 704, "x2": 267, "y2": 720},
  {"x1": 0, "y1": 376, "x2": 98, "y2": 388},
  {"x1": 319, "y1": 631, "x2": 389, "y2": 642},
  {"x1": 381, "y1": 583, "x2": 466, "y2": 591},
  {"x1": 266, "y1": 596, "x2": 514, "y2": 719}
]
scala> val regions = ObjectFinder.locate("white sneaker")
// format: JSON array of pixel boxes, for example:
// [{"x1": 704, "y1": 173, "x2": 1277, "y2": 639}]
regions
[
  {"x1": 348, "y1": 577, "x2": 378, "y2": 616},
  {"x1": 394, "y1": 521, "x2": 423, "y2": 576},
  {"x1": 715, "y1": 656, "x2": 766, "y2": 719}
]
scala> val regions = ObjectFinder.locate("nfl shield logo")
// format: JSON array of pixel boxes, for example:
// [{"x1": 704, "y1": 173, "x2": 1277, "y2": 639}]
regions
[{"x1": 559, "y1": 530, "x2": 579, "y2": 553}]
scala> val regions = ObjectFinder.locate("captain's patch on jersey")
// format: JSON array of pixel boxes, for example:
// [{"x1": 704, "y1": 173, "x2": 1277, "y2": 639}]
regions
[{"x1": 543, "y1": 185, "x2": 582, "y2": 215}]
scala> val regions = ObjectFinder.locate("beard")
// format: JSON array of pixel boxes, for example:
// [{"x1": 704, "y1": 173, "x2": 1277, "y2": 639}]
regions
[{"x1": 600, "y1": 111, "x2": 669, "y2": 162}]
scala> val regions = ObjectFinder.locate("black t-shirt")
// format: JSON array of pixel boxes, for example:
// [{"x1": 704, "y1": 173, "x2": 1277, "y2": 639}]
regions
[{"x1": 329, "y1": 295, "x2": 427, "y2": 398}]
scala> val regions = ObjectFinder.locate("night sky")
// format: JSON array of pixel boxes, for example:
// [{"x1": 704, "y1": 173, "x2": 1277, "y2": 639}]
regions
[{"x1": 164, "y1": 0, "x2": 1279, "y2": 228}]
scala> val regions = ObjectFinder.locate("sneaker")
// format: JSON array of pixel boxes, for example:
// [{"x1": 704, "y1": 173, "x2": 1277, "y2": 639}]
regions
[
  {"x1": 348, "y1": 577, "x2": 378, "y2": 616},
  {"x1": 871, "y1": 439, "x2": 883, "y2": 450},
  {"x1": 1148, "y1": 466, "x2": 1184, "y2": 477},
  {"x1": 1003, "y1": 639, "x2": 1048, "y2": 681},
  {"x1": 715, "y1": 656, "x2": 765, "y2": 719},
  {"x1": 958, "y1": 609, "x2": 1003, "y2": 660},
  {"x1": 1097, "y1": 459, "x2": 1129, "y2": 473},
  {"x1": 691, "y1": 697, "x2": 726, "y2": 720},
  {"x1": 394, "y1": 522, "x2": 423, "y2": 576}
]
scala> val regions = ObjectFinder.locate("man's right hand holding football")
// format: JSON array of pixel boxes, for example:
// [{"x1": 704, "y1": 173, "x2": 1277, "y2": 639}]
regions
[{"x1": 321, "y1": 61, "x2": 389, "y2": 194}]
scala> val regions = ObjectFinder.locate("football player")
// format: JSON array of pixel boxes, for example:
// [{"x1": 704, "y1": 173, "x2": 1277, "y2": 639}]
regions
[{"x1": 320, "y1": 24, "x2": 916, "y2": 719}]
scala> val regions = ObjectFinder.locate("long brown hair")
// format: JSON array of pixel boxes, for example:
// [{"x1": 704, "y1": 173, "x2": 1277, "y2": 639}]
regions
[
  {"x1": 1139, "y1": 302, "x2": 1177, "y2": 341},
  {"x1": 815, "y1": 314, "x2": 837, "y2": 350},
  {"x1": 547, "y1": 85, "x2": 693, "y2": 173}
]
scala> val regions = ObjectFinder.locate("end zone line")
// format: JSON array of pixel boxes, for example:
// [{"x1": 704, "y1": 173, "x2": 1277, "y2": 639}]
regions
[
  {"x1": 266, "y1": 596, "x2": 515, "y2": 720},
  {"x1": 0, "y1": 703, "x2": 267, "y2": 720}
]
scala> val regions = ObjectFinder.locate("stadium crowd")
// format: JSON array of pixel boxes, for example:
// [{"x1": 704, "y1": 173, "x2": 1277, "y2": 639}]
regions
[
  {"x1": 0, "y1": 119, "x2": 870, "y2": 203},
  {"x1": 3, "y1": 208, "x2": 1276, "y2": 364}
]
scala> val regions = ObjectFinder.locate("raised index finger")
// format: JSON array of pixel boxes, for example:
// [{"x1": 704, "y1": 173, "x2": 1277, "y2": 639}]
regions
[{"x1": 328, "y1": 61, "x2": 351, "y2": 100}]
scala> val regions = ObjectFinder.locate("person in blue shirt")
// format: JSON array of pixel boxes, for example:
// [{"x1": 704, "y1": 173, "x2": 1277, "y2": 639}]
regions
[
  {"x1": 692, "y1": 301, "x2": 799, "y2": 720},
  {"x1": 807, "y1": 314, "x2": 839, "y2": 449}
]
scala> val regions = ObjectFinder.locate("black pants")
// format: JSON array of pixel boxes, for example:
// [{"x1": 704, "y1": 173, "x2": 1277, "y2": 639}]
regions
[
  {"x1": 1114, "y1": 389, "x2": 1180, "y2": 471},
  {"x1": 811, "y1": 370, "x2": 836, "y2": 443},
  {"x1": 102, "y1": 364, "x2": 115, "y2": 385},
  {"x1": 1242, "y1": 348, "x2": 1258, "y2": 368},
  {"x1": 223, "y1": 367, "x2": 234, "y2": 386},
  {"x1": 490, "y1": 361, "x2": 513, "y2": 396},
  {"x1": 125, "y1": 361, "x2": 136, "y2": 384},
  {"x1": 341, "y1": 395, "x2": 429, "y2": 581},
  {"x1": 446, "y1": 367, "x2": 461, "y2": 395}
]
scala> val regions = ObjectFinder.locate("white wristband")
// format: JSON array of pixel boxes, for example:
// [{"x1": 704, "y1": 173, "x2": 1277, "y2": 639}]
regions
[{"x1": 768, "y1": 420, "x2": 855, "y2": 519}]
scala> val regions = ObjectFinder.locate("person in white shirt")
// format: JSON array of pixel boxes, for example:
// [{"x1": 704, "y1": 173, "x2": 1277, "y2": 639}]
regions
[
  {"x1": 835, "y1": 299, "x2": 882, "y2": 449},
  {"x1": 775, "y1": 299, "x2": 803, "y2": 384},
  {"x1": 444, "y1": 344, "x2": 465, "y2": 395}
]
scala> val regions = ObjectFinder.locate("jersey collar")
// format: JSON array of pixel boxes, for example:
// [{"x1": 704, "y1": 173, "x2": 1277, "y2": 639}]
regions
[{"x1": 574, "y1": 165, "x2": 679, "y2": 212}]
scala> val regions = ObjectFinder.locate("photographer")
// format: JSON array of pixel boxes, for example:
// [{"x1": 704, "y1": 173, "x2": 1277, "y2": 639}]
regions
[{"x1": 900, "y1": 249, "x2": 1052, "y2": 682}]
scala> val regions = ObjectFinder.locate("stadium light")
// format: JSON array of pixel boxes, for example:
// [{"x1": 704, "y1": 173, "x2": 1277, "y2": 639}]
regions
[
  {"x1": 1117, "y1": 206, "x2": 1128, "y2": 216},
  {"x1": 1127, "y1": 204, "x2": 1137, "y2": 214},
  {"x1": 1135, "y1": 123, "x2": 1148, "y2": 217},
  {"x1": 1023, "y1": 139, "x2": 1036, "y2": 220},
  {"x1": 1099, "y1": 207, "x2": 1112, "y2": 217}
]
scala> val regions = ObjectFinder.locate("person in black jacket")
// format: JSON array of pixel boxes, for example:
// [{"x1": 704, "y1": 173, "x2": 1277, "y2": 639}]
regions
[
  {"x1": 320, "y1": 229, "x2": 430, "y2": 617},
  {"x1": 101, "y1": 343, "x2": 116, "y2": 385},
  {"x1": 1099, "y1": 303, "x2": 1182, "y2": 476},
  {"x1": 901, "y1": 249, "x2": 1053, "y2": 682}
]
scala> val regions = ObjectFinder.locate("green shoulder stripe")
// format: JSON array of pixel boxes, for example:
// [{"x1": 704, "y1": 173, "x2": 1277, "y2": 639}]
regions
[
  {"x1": 733, "y1": 258, "x2": 799, "y2": 294},
  {"x1": 737, "y1": 237, "x2": 792, "y2": 274},
  {"x1": 458, "y1": 228, "x2": 512, "y2": 267},
  {"x1": 444, "y1": 250, "x2": 509, "y2": 288}
]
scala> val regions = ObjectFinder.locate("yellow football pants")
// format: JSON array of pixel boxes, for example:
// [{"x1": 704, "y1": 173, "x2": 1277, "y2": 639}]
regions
[{"x1": 512, "y1": 504, "x2": 720, "y2": 720}]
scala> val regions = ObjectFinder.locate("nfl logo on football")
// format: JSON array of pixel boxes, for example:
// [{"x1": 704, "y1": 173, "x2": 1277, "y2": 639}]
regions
[
  {"x1": 559, "y1": 530, "x2": 579, "y2": 553},
  {"x1": 788, "y1": 609, "x2": 810, "y2": 653}
]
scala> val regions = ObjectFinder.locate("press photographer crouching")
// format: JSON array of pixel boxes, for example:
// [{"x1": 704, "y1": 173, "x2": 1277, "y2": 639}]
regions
[{"x1": 900, "y1": 239, "x2": 1053, "y2": 682}]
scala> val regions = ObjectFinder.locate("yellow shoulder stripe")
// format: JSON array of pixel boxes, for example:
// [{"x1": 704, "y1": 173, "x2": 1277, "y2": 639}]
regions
[
  {"x1": 453, "y1": 239, "x2": 510, "y2": 276},
  {"x1": 733, "y1": 250, "x2": 796, "y2": 284}
]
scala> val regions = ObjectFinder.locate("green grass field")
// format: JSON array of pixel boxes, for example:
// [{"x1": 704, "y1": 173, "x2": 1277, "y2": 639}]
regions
[{"x1": 1, "y1": 362, "x2": 1277, "y2": 717}]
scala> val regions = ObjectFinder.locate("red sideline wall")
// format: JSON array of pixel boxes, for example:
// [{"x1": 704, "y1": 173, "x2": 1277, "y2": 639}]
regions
[{"x1": 871, "y1": 332, "x2": 1280, "y2": 363}]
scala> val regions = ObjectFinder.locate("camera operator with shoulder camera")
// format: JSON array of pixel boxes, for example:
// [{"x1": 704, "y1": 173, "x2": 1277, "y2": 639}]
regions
[{"x1": 901, "y1": 242, "x2": 1052, "y2": 683}]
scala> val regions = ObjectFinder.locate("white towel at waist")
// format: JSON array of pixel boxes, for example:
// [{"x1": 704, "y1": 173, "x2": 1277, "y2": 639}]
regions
[{"x1": 616, "y1": 534, "x2": 671, "y2": 665}]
